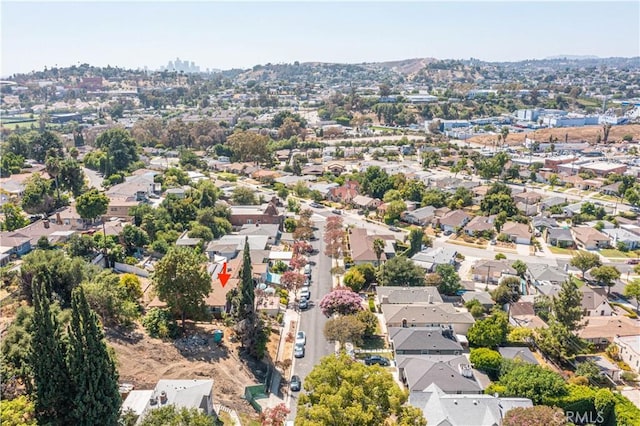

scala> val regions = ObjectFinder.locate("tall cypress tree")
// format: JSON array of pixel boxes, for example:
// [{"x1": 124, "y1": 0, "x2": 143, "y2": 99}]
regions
[
  {"x1": 238, "y1": 237, "x2": 255, "y2": 319},
  {"x1": 30, "y1": 275, "x2": 73, "y2": 425},
  {"x1": 67, "y1": 288, "x2": 120, "y2": 426},
  {"x1": 552, "y1": 278, "x2": 583, "y2": 332}
]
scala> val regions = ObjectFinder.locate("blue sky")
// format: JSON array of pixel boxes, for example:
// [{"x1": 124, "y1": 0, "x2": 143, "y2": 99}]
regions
[{"x1": 2, "y1": 1, "x2": 639, "y2": 75}]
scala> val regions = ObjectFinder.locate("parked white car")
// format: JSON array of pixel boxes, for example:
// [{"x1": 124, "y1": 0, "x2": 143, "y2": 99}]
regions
[{"x1": 295, "y1": 331, "x2": 306, "y2": 346}]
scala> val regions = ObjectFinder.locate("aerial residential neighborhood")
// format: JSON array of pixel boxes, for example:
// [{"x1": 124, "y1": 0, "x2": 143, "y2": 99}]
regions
[{"x1": 1, "y1": 2, "x2": 640, "y2": 426}]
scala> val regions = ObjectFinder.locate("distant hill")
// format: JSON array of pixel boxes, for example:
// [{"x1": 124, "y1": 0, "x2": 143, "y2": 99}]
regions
[{"x1": 544, "y1": 55, "x2": 600, "y2": 60}]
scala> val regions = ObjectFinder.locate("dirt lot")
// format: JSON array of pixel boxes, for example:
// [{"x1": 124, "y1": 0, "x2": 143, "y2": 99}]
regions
[
  {"x1": 107, "y1": 321, "x2": 278, "y2": 418},
  {"x1": 467, "y1": 124, "x2": 640, "y2": 147}
]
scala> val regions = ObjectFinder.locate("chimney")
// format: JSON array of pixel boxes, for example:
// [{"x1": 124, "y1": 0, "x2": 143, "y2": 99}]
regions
[
  {"x1": 160, "y1": 391, "x2": 167, "y2": 404},
  {"x1": 428, "y1": 294, "x2": 433, "y2": 304},
  {"x1": 43, "y1": 219, "x2": 50, "y2": 229},
  {"x1": 56, "y1": 213, "x2": 62, "y2": 224}
]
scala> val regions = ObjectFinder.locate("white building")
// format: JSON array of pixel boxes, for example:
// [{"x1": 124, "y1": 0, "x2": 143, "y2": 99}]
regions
[{"x1": 615, "y1": 335, "x2": 640, "y2": 374}]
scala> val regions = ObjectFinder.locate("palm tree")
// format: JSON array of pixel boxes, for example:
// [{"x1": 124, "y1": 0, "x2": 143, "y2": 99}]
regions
[
  {"x1": 501, "y1": 126, "x2": 509, "y2": 149},
  {"x1": 45, "y1": 156, "x2": 61, "y2": 203},
  {"x1": 372, "y1": 238, "x2": 385, "y2": 267}
]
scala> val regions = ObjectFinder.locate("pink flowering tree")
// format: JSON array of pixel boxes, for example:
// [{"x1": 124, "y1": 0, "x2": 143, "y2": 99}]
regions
[
  {"x1": 319, "y1": 287, "x2": 363, "y2": 317},
  {"x1": 289, "y1": 255, "x2": 307, "y2": 271},
  {"x1": 281, "y1": 271, "x2": 306, "y2": 292}
]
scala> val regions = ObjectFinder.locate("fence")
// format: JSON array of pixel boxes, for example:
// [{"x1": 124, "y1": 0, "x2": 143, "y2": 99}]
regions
[
  {"x1": 113, "y1": 262, "x2": 150, "y2": 277},
  {"x1": 244, "y1": 384, "x2": 267, "y2": 413}
]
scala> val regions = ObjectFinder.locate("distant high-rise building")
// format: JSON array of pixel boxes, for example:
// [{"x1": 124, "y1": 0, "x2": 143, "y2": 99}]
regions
[{"x1": 160, "y1": 57, "x2": 202, "y2": 73}]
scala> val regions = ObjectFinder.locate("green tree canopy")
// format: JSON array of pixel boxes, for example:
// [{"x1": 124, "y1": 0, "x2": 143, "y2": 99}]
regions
[
  {"x1": 298, "y1": 353, "x2": 416, "y2": 426},
  {"x1": 66, "y1": 288, "x2": 121, "y2": 425},
  {"x1": 469, "y1": 348, "x2": 502, "y2": 380},
  {"x1": 138, "y1": 405, "x2": 214, "y2": 426},
  {"x1": 570, "y1": 251, "x2": 601, "y2": 278},
  {"x1": 75, "y1": 189, "x2": 109, "y2": 222},
  {"x1": 434, "y1": 264, "x2": 462, "y2": 296},
  {"x1": 467, "y1": 310, "x2": 509, "y2": 348},
  {"x1": 95, "y1": 128, "x2": 138, "y2": 172},
  {"x1": 1, "y1": 202, "x2": 30, "y2": 231},
  {"x1": 378, "y1": 255, "x2": 426, "y2": 287},
  {"x1": 498, "y1": 362, "x2": 568, "y2": 404},
  {"x1": 152, "y1": 247, "x2": 210, "y2": 329}
]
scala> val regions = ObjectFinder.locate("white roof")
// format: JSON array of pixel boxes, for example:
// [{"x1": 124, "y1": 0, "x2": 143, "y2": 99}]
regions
[
  {"x1": 121, "y1": 390, "x2": 154, "y2": 416},
  {"x1": 269, "y1": 251, "x2": 293, "y2": 260}
]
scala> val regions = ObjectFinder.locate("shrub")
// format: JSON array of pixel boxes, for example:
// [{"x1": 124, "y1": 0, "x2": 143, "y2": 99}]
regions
[
  {"x1": 495, "y1": 253, "x2": 507, "y2": 260},
  {"x1": 142, "y1": 308, "x2": 179, "y2": 339},
  {"x1": 469, "y1": 348, "x2": 502, "y2": 380}
]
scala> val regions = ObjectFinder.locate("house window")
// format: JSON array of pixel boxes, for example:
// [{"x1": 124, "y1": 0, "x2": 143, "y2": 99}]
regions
[
  {"x1": 110, "y1": 207, "x2": 117, "y2": 212},
  {"x1": 247, "y1": 219, "x2": 253, "y2": 224},
  {"x1": 402, "y1": 319, "x2": 407, "y2": 328}
]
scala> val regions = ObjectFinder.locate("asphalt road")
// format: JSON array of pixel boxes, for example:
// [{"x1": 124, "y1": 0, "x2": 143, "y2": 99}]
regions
[
  {"x1": 287, "y1": 214, "x2": 334, "y2": 420},
  {"x1": 82, "y1": 167, "x2": 103, "y2": 190}
]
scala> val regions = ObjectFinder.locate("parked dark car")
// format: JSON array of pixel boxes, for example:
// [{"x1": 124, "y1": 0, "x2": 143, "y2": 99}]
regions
[
  {"x1": 364, "y1": 355, "x2": 390, "y2": 366},
  {"x1": 290, "y1": 375, "x2": 302, "y2": 391},
  {"x1": 331, "y1": 209, "x2": 342, "y2": 215},
  {"x1": 310, "y1": 202, "x2": 324, "y2": 208},
  {"x1": 298, "y1": 298, "x2": 309, "y2": 310}
]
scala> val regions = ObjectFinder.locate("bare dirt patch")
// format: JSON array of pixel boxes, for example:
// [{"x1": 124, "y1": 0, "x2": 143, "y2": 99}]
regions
[
  {"x1": 107, "y1": 322, "x2": 264, "y2": 418},
  {"x1": 467, "y1": 124, "x2": 640, "y2": 146}
]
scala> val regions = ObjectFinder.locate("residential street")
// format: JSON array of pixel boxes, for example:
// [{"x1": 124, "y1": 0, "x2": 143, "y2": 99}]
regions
[
  {"x1": 287, "y1": 214, "x2": 334, "y2": 420},
  {"x1": 82, "y1": 167, "x2": 103, "y2": 190}
]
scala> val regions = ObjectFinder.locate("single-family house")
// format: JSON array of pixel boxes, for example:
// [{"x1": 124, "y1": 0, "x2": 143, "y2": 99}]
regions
[
  {"x1": 513, "y1": 191, "x2": 543, "y2": 205},
  {"x1": 526, "y1": 263, "x2": 568, "y2": 286},
  {"x1": 546, "y1": 227, "x2": 575, "y2": 248},
  {"x1": 121, "y1": 379, "x2": 215, "y2": 424},
  {"x1": 509, "y1": 301, "x2": 548, "y2": 330},
  {"x1": 409, "y1": 383, "x2": 533, "y2": 426},
  {"x1": 580, "y1": 286, "x2": 614, "y2": 317},
  {"x1": 614, "y1": 335, "x2": 640, "y2": 374},
  {"x1": 437, "y1": 210, "x2": 471, "y2": 234},
  {"x1": 238, "y1": 223, "x2": 281, "y2": 246},
  {"x1": 603, "y1": 228, "x2": 640, "y2": 250},
  {"x1": 463, "y1": 215, "x2": 495, "y2": 237},
  {"x1": 205, "y1": 235, "x2": 270, "y2": 260},
  {"x1": 229, "y1": 201, "x2": 284, "y2": 229},
  {"x1": 410, "y1": 247, "x2": 458, "y2": 272},
  {"x1": 381, "y1": 303, "x2": 475, "y2": 335},
  {"x1": 572, "y1": 227, "x2": 610, "y2": 250},
  {"x1": 49, "y1": 206, "x2": 85, "y2": 229},
  {"x1": 400, "y1": 357, "x2": 481, "y2": 394},
  {"x1": 498, "y1": 347, "x2": 538, "y2": 365},
  {"x1": 326, "y1": 180, "x2": 360, "y2": 204},
  {"x1": 576, "y1": 355, "x2": 622, "y2": 382},
  {"x1": 348, "y1": 228, "x2": 395, "y2": 266},
  {"x1": 461, "y1": 291, "x2": 495, "y2": 311},
  {"x1": 351, "y1": 194, "x2": 381, "y2": 210},
  {"x1": 540, "y1": 196, "x2": 567, "y2": 211},
  {"x1": 376, "y1": 287, "x2": 444, "y2": 305},
  {"x1": 578, "y1": 316, "x2": 639, "y2": 347},
  {"x1": 501, "y1": 222, "x2": 532, "y2": 245},
  {"x1": 532, "y1": 216, "x2": 559, "y2": 231},
  {"x1": 389, "y1": 326, "x2": 464, "y2": 356},
  {"x1": 600, "y1": 181, "x2": 621, "y2": 196},
  {"x1": 402, "y1": 206, "x2": 436, "y2": 226},
  {"x1": 472, "y1": 260, "x2": 517, "y2": 284}
]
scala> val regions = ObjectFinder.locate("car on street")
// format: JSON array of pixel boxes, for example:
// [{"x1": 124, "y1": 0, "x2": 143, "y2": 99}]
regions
[
  {"x1": 296, "y1": 331, "x2": 306, "y2": 346},
  {"x1": 331, "y1": 209, "x2": 342, "y2": 215},
  {"x1": 310, "y1": 234, "x2": 318, "y2": 241},
  {"x1": 299, "y1": 287, "x2": 311, "y2": 300},
  {"x1": 290, "y1": 375, "x2": 302, "y2": 391},
  {"x1": 626, "y1": 259, "x2": 640, "y2": 265},
  {"x1": 364, "y1": 355, "x2": 391, "y2": 366},
  {"x1": 389, "y1": 226, "x2": 400, "y2": 232},
  {"x1": 294, "y1": 343, "x2": 305, "y2": 358},
  {"x1": 304, "y1": 264, "x2": 312, "y2": 275},
  {"x1": 310, "y1": 202, "x2": 324, "y2": 208},
  {"x1": 298, "y1": 298, "x2": 309, "y2": 310}
]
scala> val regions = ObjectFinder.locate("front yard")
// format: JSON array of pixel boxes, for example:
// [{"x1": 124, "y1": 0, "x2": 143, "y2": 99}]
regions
[
  {"x1": 599, "y1": 249, "x2": 640, "y2": 259},
  {"x1": 549, "y1": 246, "x2": 578, "y2": 256}
]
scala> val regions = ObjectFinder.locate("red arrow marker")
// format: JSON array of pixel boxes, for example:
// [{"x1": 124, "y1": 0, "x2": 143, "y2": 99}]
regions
[{"x1": 218, "y1": 262, "x2": 231, "y2": 287}]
